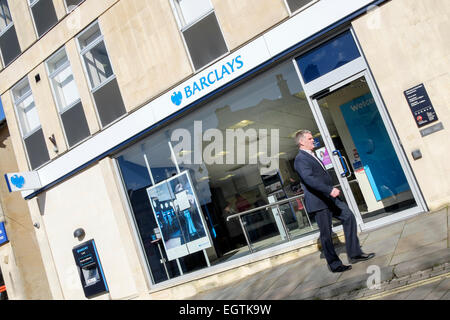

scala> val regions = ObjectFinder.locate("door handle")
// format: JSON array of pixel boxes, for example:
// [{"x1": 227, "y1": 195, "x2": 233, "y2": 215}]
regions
[{"x1": 332, "y1": 150, "x2": 351, "y2": 178}]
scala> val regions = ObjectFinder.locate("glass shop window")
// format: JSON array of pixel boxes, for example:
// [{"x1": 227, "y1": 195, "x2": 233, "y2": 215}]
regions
[
  {"x1": 116, "y1": 60, "x2": 325, "y2": 285},
  {"x1": 173, "y1": 0, "x2": 228, "y2": 70},
  {"x1": 77, "y1": 22, "x2": 126, "y2": 128},
  {"x1": 46, "y1": 47, "x2": 90, "y2": 147}
]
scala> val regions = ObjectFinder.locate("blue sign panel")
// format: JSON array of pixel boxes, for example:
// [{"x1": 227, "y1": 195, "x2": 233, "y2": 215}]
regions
[
  {"x1": 340, "y1": 93, "x2": 410, "y2": 201},
  {"x1": 72, "y1": 240, "x2": 108, "y2": 298},
  {"x1": 0, "y1": 97, "x2": 5, "y2": 122},
  {"x1": 0, "y1": 222, "x2": 8, "y2": 245}
]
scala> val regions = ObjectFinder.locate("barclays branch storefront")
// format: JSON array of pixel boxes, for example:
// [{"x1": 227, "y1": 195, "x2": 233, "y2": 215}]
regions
[
  {"x1": 113, "y1": 26, "x2": 426, "y2": 286},
  {"x1": 18, "y1": 1, "x2": 437, "y2": 297}
]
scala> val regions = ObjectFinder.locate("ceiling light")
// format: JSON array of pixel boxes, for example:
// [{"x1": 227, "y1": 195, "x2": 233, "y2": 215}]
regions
[
  {"x1": 219, "y1": 174, "x2": 234, "y2": 181},
  {"x1": 228, "y1": 120, "x2": 254, "y2": 130}
]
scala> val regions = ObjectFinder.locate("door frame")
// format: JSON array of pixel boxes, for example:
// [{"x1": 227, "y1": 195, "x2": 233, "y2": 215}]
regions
[{"x1": 291, "y1": 28, "x2": 427, "y2": 230}]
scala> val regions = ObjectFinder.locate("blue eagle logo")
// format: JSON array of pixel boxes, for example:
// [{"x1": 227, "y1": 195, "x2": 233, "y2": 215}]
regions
[
  {"x1": 11, "y1": 174, "x2": 25, "y2": 189},
  {"x1": 171, "y1": 91, "x2": 183, "y2": 106}
]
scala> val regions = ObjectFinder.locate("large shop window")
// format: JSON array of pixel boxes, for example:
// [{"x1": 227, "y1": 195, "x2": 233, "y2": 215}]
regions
[
  {"x1": 0, "y1": 0, "x2": 21, "y2": 66},
  {"x1": 173, "y1": 0, "x2": 228, "y2": 70},
  {"x1": 116, "y1": 60, "x2": 336, "y2": 284},
  {"x1": 46, "y1": 48, "x2": 90, "y2": 147},
  {"x1": 286, "y1": 0, "x2": 316, "y2": 14},
  {"x1": 28, "y1": 0, "x2": 58, "y2": 38},
  {"x1": 77, "y1": 22, "x2": 126, "y2": 127},
  {"x1": 12, "y1": 78, "x2": 50, "y2": 169}
]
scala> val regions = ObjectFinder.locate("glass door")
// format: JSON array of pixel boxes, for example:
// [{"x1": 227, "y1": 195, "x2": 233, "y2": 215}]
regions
[{"x1": 310, "y1": 72, "x2": 419, "y2": 225}]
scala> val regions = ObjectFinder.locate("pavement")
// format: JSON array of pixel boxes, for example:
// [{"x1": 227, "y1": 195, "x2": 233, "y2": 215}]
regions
[{"x1": 188, "y1": 206, "x2": 450, "y2": 300}]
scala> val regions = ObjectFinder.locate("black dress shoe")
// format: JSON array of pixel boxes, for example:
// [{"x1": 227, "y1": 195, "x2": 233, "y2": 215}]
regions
[
  {"x1": 331, "y1": 265, "x2": 352, "y2": 273},
  {"x1": 350, "y1": 252, "x2": 375, "y2": 264}
]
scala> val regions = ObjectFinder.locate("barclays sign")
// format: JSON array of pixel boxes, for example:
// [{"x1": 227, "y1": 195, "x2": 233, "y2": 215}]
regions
[{"x1": 171, "y1": 55, "x2": 244, "y2": 106}]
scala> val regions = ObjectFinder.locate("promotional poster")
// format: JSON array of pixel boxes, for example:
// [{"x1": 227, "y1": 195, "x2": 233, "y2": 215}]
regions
[{"x1": 146, "y1": 171, "x2": 211, "y2": 261}]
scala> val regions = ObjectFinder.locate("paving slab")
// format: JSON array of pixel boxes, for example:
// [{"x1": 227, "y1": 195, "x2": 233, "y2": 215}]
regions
[
  {"x1": 257, "y1": 278, "x2": 302, "y2": 300},
  {"x1": 401, "y1": 211, "x2": 447, "y2": 237},
  {"x1": 439, "y1": 291, "x2": 450, "y2": 300},
  {"x1": 425, "y1": 278, "x2": 450, "y2": 300},
  {"x1": 403, "y1": 280, "x2": 441, "y2": 300},
  {"x1": 363, "y1": 222, "x2": 405, "y2": 244},
  {"x1": 393, "y1": 248, "x2": 450, "y2": 278},
  {"x1": 187, "y1": 208, "x2": 449, "y2": 300}
]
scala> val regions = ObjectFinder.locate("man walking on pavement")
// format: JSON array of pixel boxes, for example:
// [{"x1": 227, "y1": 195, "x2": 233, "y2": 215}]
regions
[{"x1": 294, "y1": 130, "x2": 375, "y2": 273}]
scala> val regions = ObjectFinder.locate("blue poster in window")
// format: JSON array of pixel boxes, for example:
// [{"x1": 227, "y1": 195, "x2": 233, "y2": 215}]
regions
[
  {"x1": 0, "y1": 222, "x2": 9, "y2": 245},
  {"x1": 340, "y1": 93, "x2": 410, "y2": 201}
]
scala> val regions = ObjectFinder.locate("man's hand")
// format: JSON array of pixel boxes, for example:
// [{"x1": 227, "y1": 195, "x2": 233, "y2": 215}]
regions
[{"x1": 330, "y1": 187, "x2": 340, "y2": 198}]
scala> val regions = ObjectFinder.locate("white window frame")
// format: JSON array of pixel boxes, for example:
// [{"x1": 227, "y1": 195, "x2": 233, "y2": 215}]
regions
[
  {"x1": 0, "y1": 0, "x2": 13, "y2": 34},
  {"x1": 11, "y1": 77, "x2": 41, "y2": 139},
  {"x1": 169, "y1": 0, "x2": 229, "y2": 72},
  {"x1": 76, "y1": 20, "x2": 124, "y2": 129},
  {"x1": 46, "y1": 46, "x2": 89, "y2": 149},
  {"x1": 284, "y1": 0, "x2": 319, "y2": 16},
  {"x1": 76, "y1": 21, "x2": 116, "y2": 93},
  {"x1": 27, "y1": 0, "x2": 58, "y2": 38},
  {"x1": 0, "y1": 0, "x2": 15, "y2": 67},
  {"x1": 11, "y1": 77, "x2": 50, "y2": 170},
  {"x1": 63, "y1": 0, "x2": 85, "y2": 13}
]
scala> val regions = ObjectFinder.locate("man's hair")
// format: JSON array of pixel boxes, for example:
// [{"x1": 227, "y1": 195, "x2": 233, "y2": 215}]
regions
[{"x1": 295, "y1": 129, "x2": 312, "y2": 146}]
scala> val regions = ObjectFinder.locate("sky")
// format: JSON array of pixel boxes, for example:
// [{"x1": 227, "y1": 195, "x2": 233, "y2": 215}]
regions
[{"x1": 0, "y1": 97, "x2": 4, "y2": 122}]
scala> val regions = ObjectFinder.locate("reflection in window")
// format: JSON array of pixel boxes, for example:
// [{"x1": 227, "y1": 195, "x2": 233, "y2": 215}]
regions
[
  {"x1": 83, "y1": 41, "x2": 114, "y2": 89},
  {"x1": 286, "y1": 0, "x2": 315, "y2": 14},
  {"x1": 65, "y1": 0, "x2": 84, "y2": 12},
  {"x1": 77, "y1": 22, "x2": 126, "y2": 127},
  {"x1": 0, "y1": 0, "x2": 12, "y2": 31},
  {"x1": 296, "y1": 31, "x2": 361, "y2": 83},
  {"x1": 46, "y1": 48, "x2": 90, "y2": 147},
  {"x1": 117, "y1": 60, "x2": 324, "y2": 284},
  {"x1": 28, "y1": 0, "x2": 58, "y2": 37},
  {"x1": 0, "y1": 0, "x2": 21, "y2": 66},
  {"x1": 12, "y1": 78, "x2": 50, "y2": 169},
  {"x1": 173, "y1": 0, "x2": 227, "y2": 70}
]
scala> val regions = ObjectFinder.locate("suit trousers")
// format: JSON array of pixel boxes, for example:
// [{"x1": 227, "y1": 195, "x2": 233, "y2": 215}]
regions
[{"x1": 314, "y1": 199, "x2": 363, "y2": 271}]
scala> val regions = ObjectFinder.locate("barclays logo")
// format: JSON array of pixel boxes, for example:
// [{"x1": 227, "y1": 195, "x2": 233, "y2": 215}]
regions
[
  {"x1": 170, "y1": 55, "x2": 244, "y2": 106},
  {"x1": 11, "y1": 174, "x2": 25, "y2": 189},
  {"x1": 171, "y1": 91, "x2": 183, "y2": 106}
]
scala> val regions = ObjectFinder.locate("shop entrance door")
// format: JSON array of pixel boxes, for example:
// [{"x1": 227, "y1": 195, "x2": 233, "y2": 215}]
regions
[
  {"x1": 309, "y1": 72, "x2": 422, "y2": 228},
  {"x1": 293, "y1": 29, "x2": 426, "y2": 230}
]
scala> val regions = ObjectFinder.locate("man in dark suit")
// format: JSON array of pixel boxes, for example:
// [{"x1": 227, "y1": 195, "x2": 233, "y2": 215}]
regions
[{"x1": 294, "y1": 130, "x2": 374, "y2": 273}]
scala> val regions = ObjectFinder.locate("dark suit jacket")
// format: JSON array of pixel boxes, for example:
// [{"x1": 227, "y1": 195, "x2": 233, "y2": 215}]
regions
[{"x1": 294, "y1": 149, "x2": 336, "y2": 213}]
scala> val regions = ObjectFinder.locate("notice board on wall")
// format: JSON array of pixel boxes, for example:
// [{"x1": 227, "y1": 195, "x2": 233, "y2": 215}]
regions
[{"x1": 404, "y1": 84, "x2": 438, "y2": 128}]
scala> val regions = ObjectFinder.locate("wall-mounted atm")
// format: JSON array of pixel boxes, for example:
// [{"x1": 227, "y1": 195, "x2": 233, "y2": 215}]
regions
[{"x1": 72, "y1": 240, "x2": 109, "y2": 298}]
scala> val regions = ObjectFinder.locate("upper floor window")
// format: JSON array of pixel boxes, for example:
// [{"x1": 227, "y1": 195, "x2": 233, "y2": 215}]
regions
[
  {"x1": 28, "y1": 0, "x2": 58, "y2": 37},
  {"x1": 77, "y1": 22, "x2": 126, "y2": 128},
  {"x1": 285, "y1": 0, "x2": 316, "y2": 14},
  {"x1": 46, "y1": 47, "x2": 90, "y2": 147},
  {"x1": 12, "y1": 78, "x2": 50, "y2": 169},
  {"x1": 172, "y1": 0, "x2": 228, "y2": 71},
  {"x1": 0, "y1": 0, "x2": 12, "y2": 31},
  {"x1": 0, "y1": 0, "x2": 21, "y2": 66},
  {"x1": 64, "y1": 0, "x2": 84, "y2": 12}
]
